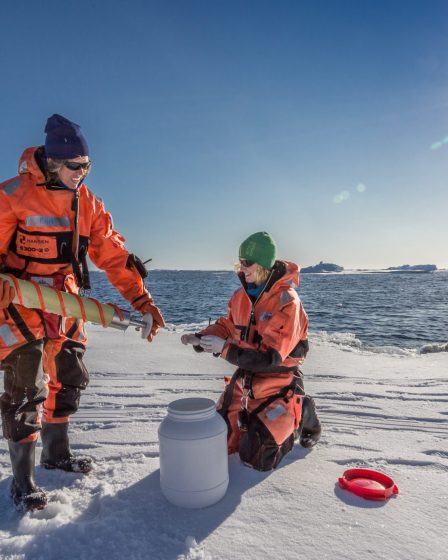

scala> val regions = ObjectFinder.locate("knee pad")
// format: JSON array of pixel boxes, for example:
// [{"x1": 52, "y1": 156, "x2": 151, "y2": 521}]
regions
[
  {"x1": 2, "y1": 340, "x2": 45, "y2": 391},
  {"x1": 52, "y1": 385, "x2": 82, "y2": 417},
  {"x1": 55, "y1": 341, "x2": 89, "y2": 389},
  {"x1": 239, "y1": 416, "x2": 295, "y2": 471},
  {"x1": 0, "y1": 341, "x2": 46, "y2": 441}
]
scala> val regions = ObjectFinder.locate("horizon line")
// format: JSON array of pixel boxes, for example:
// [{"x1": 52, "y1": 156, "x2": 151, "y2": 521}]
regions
[{"x1": 90, "y1": 266, "x2": 448, "y2": 273}]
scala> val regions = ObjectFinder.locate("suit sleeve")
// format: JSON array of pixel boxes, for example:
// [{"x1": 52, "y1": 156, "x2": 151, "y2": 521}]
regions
[
  {"x1": 198, "y1": 302, "x2": 235, "y2": 339},
  {"x1": 0, "y1": 188, "x2": 19, "y2": 262},
  {"x1": 87, "y1": 196, "x2": 148, "y2": 304},
  {"x1": 183, "y1": 300, "x2": 236, "y2": 353},
  {"x1": 222, "y1": 295, "x2": 308, "y2": 372}
]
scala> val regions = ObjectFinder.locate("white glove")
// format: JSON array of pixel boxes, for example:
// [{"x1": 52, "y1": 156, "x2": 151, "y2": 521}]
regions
[
  {"x1": 200, "y1": 335, "x2": 226, "y2": 354},
  {"x1": 140, "y1": 313, "x2": 154, "y2": 339},
  {"x1": 181, "y1": 334, "x2": 202, "y2": 346}
]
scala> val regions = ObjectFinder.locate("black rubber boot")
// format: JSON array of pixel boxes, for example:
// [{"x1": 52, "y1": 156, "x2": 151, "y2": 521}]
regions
[
  {"x1": 40, "y1": 422, "x2": 93, "y2": 474},
  {"x1": 299, "y1": 395, "x2": 322, "y2": 448},
  {"x1": 9, "y1": 440, "x2": 47, "y2": 512}
]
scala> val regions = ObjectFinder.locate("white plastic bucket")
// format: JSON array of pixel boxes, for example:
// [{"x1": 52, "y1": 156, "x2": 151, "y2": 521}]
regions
[{"x1": 158, "y1": 397, "x2": 229, "y2": 508}]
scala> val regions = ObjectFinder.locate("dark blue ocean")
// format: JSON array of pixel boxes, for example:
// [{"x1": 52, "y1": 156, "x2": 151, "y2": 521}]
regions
[{"x1": 88, "y1": 270, "x2": 448, "y2": 352}]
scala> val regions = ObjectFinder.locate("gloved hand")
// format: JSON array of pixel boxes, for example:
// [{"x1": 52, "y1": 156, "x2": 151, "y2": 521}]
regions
[
  {"x1": 140, "y1": 313, "x2": 153, "y2": 340},
  {"x1": 0, "y1": 279, "x2": 15, "y2": 309},
  {"x1": 199, "y1": 335, "x2": 226, "y2": 354},
  {"x1": 133, "y1": 295, "x2": 165, "y2": 342},
  {"x1": 181, "y1": 334, "x2": 202, "y2": 346}
]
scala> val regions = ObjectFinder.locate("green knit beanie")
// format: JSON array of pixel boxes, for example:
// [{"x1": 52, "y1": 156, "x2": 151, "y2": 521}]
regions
[{"x1": 239, "y1": 232, "x2": 277, "y2": 270}]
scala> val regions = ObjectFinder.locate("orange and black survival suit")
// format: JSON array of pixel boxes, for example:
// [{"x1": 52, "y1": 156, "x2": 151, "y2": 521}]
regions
[
  {"x1": 0, "y1": 146, "x2": 162, "y2": 457},
  {"x1": 196, "y1": 260, "x2": 319, "y2": 471}
]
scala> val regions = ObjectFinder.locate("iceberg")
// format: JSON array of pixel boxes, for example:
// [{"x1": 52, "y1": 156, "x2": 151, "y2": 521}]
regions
[{"x1": 301, "y1": 261, "x2": 344, "y2": 273}]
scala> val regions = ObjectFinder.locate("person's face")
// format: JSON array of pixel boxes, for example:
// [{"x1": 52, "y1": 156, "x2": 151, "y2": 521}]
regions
[
  {"x1": 55, "y1": 156, "x2": 91, "y2": 189},
  {"x1": 239, "y1": 259, "x2": 259, "y2": 284}
]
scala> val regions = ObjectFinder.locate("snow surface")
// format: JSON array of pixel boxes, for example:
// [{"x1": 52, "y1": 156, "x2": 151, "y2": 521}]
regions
[{"x1": 1, "y1": 325, "x2": 447, "y2": 560}]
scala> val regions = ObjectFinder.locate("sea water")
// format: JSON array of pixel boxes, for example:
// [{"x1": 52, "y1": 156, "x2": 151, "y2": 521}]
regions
[{"x1": 88, "y1": 270, "x2": 448, "y2": 353}]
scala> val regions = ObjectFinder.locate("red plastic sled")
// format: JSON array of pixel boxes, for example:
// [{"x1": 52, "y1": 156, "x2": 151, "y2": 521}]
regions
[{"x1": 338, "y1": 468, "x2": 399, "y2": 501}]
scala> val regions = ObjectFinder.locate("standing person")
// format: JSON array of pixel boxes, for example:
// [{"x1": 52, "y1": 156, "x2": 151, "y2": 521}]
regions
[
  {"x1": 182, "y1": 232, "x2": 321, "y2": 471},
  {"x1": 0, "y1": 114, "x2": 165, "y2": 512}
]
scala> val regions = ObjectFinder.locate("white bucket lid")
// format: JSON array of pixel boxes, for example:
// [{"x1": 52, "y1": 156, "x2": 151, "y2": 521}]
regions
[{"x1": 167, "y1": 397, "x2": 216, "y2": 421}]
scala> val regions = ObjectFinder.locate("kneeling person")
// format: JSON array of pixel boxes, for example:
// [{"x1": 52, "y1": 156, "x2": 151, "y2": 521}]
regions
[{"x1": 182, "y1": 232, "x2": 321, "y2": 471}]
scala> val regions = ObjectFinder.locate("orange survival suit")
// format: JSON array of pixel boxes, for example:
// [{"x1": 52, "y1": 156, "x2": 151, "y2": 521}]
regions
[
  {"x1": 197, "y1": 260, "x2": 309, "y2": 470},
  {"x1": 0, "y1": 146, "x2": 156, "y2": 442}
]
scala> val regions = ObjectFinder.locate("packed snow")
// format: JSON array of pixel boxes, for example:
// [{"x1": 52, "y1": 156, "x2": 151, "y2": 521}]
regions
[{"x1": 0, "y1": 325, "x2": 447, "y2": 560}]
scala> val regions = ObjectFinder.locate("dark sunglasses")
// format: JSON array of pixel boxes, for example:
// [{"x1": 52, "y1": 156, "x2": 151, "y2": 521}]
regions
[
  {"x1": 239, "y1": 258, "x2": 255, "y2": 267},
  {"x1": 63, "y1": 160, "x2": 91, "y2": 171}
]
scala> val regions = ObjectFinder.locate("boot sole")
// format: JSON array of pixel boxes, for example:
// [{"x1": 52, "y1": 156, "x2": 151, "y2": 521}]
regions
[
  {"x1": 12, "y1": 488, "x2": 48, "y2": 513},
  {"x1": 41, "y1": 461, "x2": 93, "y2": 474},
  {"x1": 14, "y1": 499, "x2": 48, "y2": 513}
]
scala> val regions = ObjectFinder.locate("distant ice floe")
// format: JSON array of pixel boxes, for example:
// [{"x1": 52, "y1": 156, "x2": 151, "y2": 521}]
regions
[
  {"x1": 419, "y1": 342, "x2": 448, "y2": 354},
  {"x1": 309, "y1": 330, "x2": 416, "y2": 356},
  {"x1": 164, "y1": 321, "x2": 209, "y2": 333}
]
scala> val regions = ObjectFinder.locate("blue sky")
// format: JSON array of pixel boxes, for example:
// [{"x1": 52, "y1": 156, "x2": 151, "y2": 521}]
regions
[{"x1": 1, "y1": 0, "x2": 447, "y2": 269}]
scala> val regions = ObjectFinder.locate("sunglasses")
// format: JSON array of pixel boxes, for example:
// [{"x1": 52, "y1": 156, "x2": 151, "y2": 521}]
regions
[
  {"x1": 63, "y1": 160, "x2": 91, "y2": 171},
  {"x1": 239, "y1": 258, "x2": 255, "y2": 267}
]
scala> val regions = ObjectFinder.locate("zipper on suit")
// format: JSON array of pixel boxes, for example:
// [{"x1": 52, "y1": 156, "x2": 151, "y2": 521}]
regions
[{"x1": 242, "y1": 268, "x2": 275, "y2": 343}]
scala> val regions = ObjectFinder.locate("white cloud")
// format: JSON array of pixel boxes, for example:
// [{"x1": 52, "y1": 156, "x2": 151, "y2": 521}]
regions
[
  {"x1": 356, "y1": 183, "x2": 367, "y2": 193},
  {"x1": 333, "y1": 190, "x2": 350, "y2": 204},
  {"x1": 430, "y1": 136, "x2": 448, "y2": 150},
  {"x1": 431, "y1": 141, "x2": 443, "y2": 150}
]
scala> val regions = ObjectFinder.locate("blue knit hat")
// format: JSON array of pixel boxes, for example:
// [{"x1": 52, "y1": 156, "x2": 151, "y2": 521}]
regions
[{"x1": 44, "y1": 114, "x2": 89, "y2": 160}]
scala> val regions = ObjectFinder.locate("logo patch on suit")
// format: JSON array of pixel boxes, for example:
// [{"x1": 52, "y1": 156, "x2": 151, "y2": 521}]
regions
[
  {"x1": 17, "y1": 232, "x2": 58, "y2": 258},
  {"x1": 280, "y1": 292, "x2": 292, "y2": 304},
  {"x1": 260, "y1": 311, "x2": 272, "y2": 321}
]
